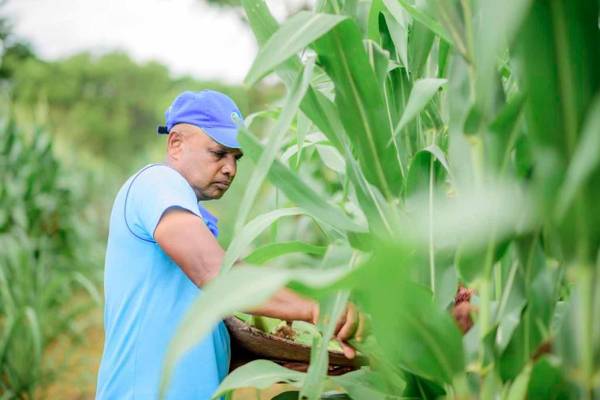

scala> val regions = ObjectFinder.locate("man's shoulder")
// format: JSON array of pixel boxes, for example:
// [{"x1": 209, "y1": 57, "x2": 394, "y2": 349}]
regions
[
  {"x1": 111, "y1": 164, "x2": 194, "y2": 213},
  {"x1": 124, "y1": 163, "x2": 192, "y2": 192},
  {"x1": 108, "y1": 163, "x2": 200, "y2": 241},
  {"x1": 129, "y1": 163, "x2": 182, "y2": 182}
]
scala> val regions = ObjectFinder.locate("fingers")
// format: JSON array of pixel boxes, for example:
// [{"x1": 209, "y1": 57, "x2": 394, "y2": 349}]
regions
[
  {"x1": 333, "y1": 308, "x2": 347, "y2": 336},
  {"x1": 338, "y1": 339, "x2": 356, "y2": 359},
  {"x1": 335, "y1": 304, "x2": 360, "y2": 359},
  {"x1": 313, "y1": 302, "x2": 365, "y2": 360},
  {"x1": 310, "y1": 303, "x2": 320, "y2": 325},
  {"x1": 336, "y1": 304, "x2": 357, "y2": 342}
]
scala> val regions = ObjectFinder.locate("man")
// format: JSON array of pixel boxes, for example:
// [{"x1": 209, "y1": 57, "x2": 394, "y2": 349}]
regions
[{"x1": 96, "y1": 90, "x2": 360, "y2": 399}]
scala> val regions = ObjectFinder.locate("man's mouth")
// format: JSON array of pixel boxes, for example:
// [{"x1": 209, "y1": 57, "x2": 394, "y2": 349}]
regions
[{"x1": 214, "y1": 181, "x2": 230, "y2": 190}]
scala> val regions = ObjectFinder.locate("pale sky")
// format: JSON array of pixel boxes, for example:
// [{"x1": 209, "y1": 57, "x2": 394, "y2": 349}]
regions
[{"x1": 3, "y1": 0, "x2": 302, "y2": 84}]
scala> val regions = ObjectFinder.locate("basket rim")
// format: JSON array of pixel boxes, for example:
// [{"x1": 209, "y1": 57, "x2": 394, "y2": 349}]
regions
[{"x1": 224, "y1": 316, "x2": 368, "y2": 368}]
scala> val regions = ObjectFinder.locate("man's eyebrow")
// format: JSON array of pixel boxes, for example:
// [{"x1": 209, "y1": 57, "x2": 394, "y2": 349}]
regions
[
  {"x1": 211, "y1": 144, "x2": 230, "y2": 152},
  {"x1": 213, "y1": 144, "x2": 244, "y2": 157}
]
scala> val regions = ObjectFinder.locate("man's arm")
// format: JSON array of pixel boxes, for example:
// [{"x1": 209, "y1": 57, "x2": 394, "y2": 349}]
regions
[
  {"x1": 154, "y1": 207, "x2": 359, "y2": 358},
  {"x1": 154, "y1": 207, "x2": 224, "y2": 286},
  {"x1": 154, "y1": 208, "x2": 316, "y2": 321}
]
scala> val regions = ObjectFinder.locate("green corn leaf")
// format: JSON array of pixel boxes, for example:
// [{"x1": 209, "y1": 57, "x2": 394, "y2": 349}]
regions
[
  {"x1": 403, "y1": 182, "x2": 534, "y2": 255},
  {"x1": 382, "y1": 0, "x2": 452, "y2": 44},
  {"x1": 404, "y1": 147, "x2": 448, "y2": 294},
  {"x1": 392, "y1": 78, "x2": 447, "y2": 141},
  {"x1": 367, "y1": 0, "x2": 385, "y2": 42},
  {"x1": 356, "y1": 243, "x2": 465, "y2": 385},
  {"x1": 496, "y1": 305, "x2": 526, "y2": 354},
  {"x1": 432, "y1": 1, "x2": 469, "y2": 61},
  {"x1": 407, "y1": 17, "x2": 435, "y2": 78},
  {"x1": 212, "y1": 360, "x2": 305, "y2": 399},
  {"x1": 301, "y1": 290, "x2": 350, "y2": 400},
  {"x1": 315, "y1": 144, "x2": 346, "y2": 173},
  {"x1": 242, "y1": 0, "x2": 389, "y2": 230},
  {"x1": 342, "y1": 0, "x2": 359, "y2": 17},
  {"x1": 486, "y1": 93, "x2": 526, "y2": 173},
  {"x1": 517, "y1": 0, "x2": 600, "y2": 261},
  {"x1": 526, "y1": 357, "x2": 576, "y2": 399},
  {"x1": 423, "y1": 144, "x2": 450, "y2": 173},
  {"x1": 242, "y1": 0, "x2": 278, "y2": 46},
  {"x1": 242, "y1": 0, "x2": 299, "y2": 86},
  {"x1": 0, "y1": 315, "x2": 16, "y2": 368},
  {"x1": 437, "y1": 39, "x2": 450, "y2": 78},
  {"x1": 343, "y1": 150, "x2": 399, "y2": 238},
  {"x1": 244, "y1": 11, "x2": 347, "y2": 86},
  {"x1": 244, "y1": 109, "x2": 281, "y2": 128},
  {"x1": 244, "y1": 241, "x2": 327, "y2": 265},
  {"x1": 499, "y1": 252, "x2": 556, "y2": 381},
  {"x1": 506, "y1": 363, "x2": 532, "y2": 400},
  {"x1": 224, "y1": 208, "x2": 306, "y2": 273},
  {"x1": 281, "y1": 132, "x2": 327, "y2": 164},
  {"x1": 313, "y1": 18, "x2": 403, "y2": 199},
  {"x1": 0, "y1": 257, "x2": 16, "y2": 315},
  {"x1": 295, "y1": 111, "x2": 312, "y2": 168},
  {"x1": 405, "y1": 148, "x2": 446, "y2": 201},
  {"x1": 297, "y1": 245, "x2": 353, "y2": 400},
  {"x1": 242, "y1": 0, "x2": 345, "y2": 153},
  {"x1": 381, "y1": 9, "x2": 409, "y2": 69},
  {"x1": 474, "y1": 0, "x2": 533, "y2": 116},
  {"x1": 366, "y1": 40, "x2": 390, "y2": 92},
  {"x1": 517, "y1": 0, "x2": 600, "y2": 163},
  {"x1": 24, "y1": 307, "x2": 42, "y2": 370},
  {"x1": 556, "y1": 95, "x2": 600, "y2": 219},
  {"x1": 234, "y1": 57, "x2": 315, "y2": 233},
  {"x1": 237, "y1": 127, "x2": 365, "y2": 234},
  {"x1": 302, "y1": 88, "x2": 346, "y2": 152},
  {"x1": 331, "y1": 368, "x2": 408, "y2": 400}
]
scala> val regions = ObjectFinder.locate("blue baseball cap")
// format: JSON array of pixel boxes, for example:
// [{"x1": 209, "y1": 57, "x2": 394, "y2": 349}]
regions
[{"x1": 157, "y1": 90, "x2": 243, "y2": 149}]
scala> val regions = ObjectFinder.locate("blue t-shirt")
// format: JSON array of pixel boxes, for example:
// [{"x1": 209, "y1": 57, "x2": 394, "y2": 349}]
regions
[{"x1": 96, "y1": 164, "x2": 230, "y2": 399}]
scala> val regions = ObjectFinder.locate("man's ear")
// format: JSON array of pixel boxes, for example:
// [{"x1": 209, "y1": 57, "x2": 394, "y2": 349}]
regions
[{"x1": 167, "y1": 130, "x2": 184, "y2": 160}]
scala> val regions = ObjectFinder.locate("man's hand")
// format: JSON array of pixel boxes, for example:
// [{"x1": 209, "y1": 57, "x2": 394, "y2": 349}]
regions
[{"x1": 311, "y1": 303, "x2": 366, "y2": 360}]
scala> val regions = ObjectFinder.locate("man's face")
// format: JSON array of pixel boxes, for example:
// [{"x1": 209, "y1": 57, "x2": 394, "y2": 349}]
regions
[{"x1": 167, "y1": 124, "x2": 243, "y2": 200}]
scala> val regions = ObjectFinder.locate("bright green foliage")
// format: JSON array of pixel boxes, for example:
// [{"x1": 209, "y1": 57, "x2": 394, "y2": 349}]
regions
[
  {"x1": 8, "y1": 52, "x2": 280, "y2": 171},
  {"x1": 245, "y1": 241, "x2": 327, "y2": 265},
  {"x1": 212, "y1": 360, "x2": 305, "y2": 399},
  {"x1": 0, "y1": 120, "x2": 101, "y2": 398},
  {"x1": 244, "y1": 12, "x2": 346, "y2": 86},
  {"x1": 161, "y1": 0, "x2": 600, "y2": 398},
  {"x1": 312, "y1": 18, "x2": 403, "y2": 199}
]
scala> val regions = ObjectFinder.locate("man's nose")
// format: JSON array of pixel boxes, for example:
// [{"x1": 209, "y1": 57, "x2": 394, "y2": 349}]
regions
[{"x1": 221, "y1": 157, "x2": 236, "y2": 178}]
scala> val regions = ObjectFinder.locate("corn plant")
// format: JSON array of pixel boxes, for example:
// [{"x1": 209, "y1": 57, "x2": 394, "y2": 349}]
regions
[
  {"x1": 0, "y1": 118, "x2": 101, "y2": 399},
  {"x1": 162, "y1": 0, "x2": 600, "y2": 399}
]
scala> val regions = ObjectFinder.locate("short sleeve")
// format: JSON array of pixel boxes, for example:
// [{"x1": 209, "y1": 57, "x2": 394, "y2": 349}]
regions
[{"x1": 125, "y1": 165, "x2": 202, "y2": 242}]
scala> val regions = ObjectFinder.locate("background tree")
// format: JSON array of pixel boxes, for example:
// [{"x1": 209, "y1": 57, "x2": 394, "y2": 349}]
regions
[{"x1": 9, "y1": 51, "x2": 282, "y2": 171}]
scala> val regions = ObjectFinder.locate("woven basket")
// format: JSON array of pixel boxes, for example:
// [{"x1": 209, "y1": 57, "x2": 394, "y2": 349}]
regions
[{"x1": 224, "y1": 317, "x2": 368, "y2": 376}]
